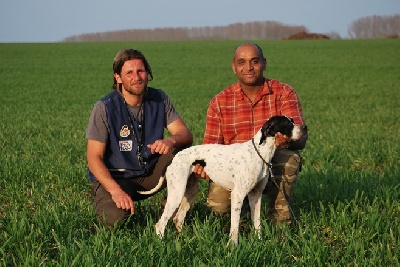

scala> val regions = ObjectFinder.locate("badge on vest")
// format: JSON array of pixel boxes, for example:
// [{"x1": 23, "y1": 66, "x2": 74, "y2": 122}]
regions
[
  {"x1": 119, "y1": 140, "x2": 133, "y2": 151},
  {"x1": 120, "y1": 125, "x2": 130, "y2": 137}
]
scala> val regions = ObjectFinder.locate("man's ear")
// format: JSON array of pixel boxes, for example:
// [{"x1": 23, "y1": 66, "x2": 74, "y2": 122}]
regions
[
  {"x1": 114, "y1": 73, "x2": 122, "y2": 83},
  {"x1": 262, "y1": 58, "x2": 267, "y2": 71},
  {"x1": 231, "y1": 61, "x2": 237, "y2": 75}
]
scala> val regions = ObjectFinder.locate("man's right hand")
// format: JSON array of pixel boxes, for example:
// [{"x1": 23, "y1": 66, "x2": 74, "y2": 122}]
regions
[{"x1": 111, "y1": 189, "x2": 135, "y2": 214}]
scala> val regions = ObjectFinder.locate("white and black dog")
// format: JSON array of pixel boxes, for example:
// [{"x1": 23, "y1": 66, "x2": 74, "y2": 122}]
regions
[{"x1": 140, "y1": 116, "x2": 305, "y2": 245}]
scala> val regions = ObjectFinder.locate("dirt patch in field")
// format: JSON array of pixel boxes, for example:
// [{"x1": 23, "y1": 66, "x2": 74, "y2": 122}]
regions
[{"x1": 283, "y1": 31, "x2": 330, "y2": 40}]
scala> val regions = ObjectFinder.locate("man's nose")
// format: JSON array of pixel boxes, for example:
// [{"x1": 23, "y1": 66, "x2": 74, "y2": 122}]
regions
[
  {"x1": 132, "y1": 72, "x2": 142, "y2": 82},
  {"x1": 245, "y1": 61, "x2": 253, "y2": 70}
]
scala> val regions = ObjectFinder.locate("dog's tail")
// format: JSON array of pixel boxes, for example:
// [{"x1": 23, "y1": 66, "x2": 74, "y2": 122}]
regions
[{"x1": 138, "y1": 176, "x2": 166, "y2": 195}]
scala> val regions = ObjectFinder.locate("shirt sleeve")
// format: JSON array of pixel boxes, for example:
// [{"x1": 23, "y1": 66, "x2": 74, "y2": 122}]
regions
[
  {"x1": 86, "y1": 101, "x2": 109, "y2": 143},
  {"x1": 203, "y1": 97, "x2": 224, "y2": 144},
  {"x1": 279, "y1": 84, "x2": 306, "y2": 126},
  {"x1": 163, "y1": 92, "x2": 181, "y2": 127}
]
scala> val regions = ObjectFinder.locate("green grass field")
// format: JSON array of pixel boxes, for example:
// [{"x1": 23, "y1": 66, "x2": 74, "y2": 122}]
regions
[{"x1": 0, "y1": 39, "x2": 399, "y2": 266}]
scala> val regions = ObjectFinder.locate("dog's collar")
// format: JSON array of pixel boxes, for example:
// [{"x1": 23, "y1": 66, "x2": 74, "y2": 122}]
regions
[{"x1": 251, "y1": 138, "x2": 272, "y2": 168}]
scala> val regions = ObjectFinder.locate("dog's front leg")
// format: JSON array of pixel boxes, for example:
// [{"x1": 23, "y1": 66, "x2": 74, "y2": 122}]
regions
[
  {"x1": 230, "y1": 190, "x2": 247, "y2": 246},
  {"x1": 247, "y1": 177, "x2": 268, "y2": 239}
]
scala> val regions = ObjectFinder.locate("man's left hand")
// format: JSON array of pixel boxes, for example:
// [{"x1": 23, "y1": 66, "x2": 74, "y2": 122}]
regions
[
  {"x1": 274, "y1": 132, "x2": 291, "y2": 148},
  {"x1": 147, "y1": 138, "x2": 174, "y2": 154}
]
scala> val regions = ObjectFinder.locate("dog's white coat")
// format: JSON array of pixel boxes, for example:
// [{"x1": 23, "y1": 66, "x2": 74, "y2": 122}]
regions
[{"x1": 140, "y1": 118, "x2": 303, "y2": 245}]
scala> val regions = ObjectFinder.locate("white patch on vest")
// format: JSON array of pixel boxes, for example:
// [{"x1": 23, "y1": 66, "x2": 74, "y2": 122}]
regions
[
  {"x1": 119, "y1": 140, "x2": 133, "y2": 151},
  {"x1": 120, "y1": 125, "x2": 130, "y2": 137}
]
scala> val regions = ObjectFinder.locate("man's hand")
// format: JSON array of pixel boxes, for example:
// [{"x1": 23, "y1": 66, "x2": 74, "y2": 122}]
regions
[
  {"x1": 147, "y1": 138, "x2": 175, "y2": 154},
  {"x1": 110, "y1": 188, "x2": 135, "y2": 214},
  {"x1": 275, "y1": 132, "x2": 291, "y2": 148},
  {"x1": 193, "y1": 163, "x2": 209, "y2": 179}
]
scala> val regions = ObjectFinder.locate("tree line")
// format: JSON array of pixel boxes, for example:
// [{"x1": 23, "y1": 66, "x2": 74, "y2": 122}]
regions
[
  {"x1": 63, "y1": 14, "x2": 399, "y2": 42},
  {"x1": 348, "y1": 14, "x2": 400, "y2": 38}
]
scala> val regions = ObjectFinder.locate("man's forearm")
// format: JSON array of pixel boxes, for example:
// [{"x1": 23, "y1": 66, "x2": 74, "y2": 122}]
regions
[{"x1": 289, "y1": 131, "x2": 308, "y2": 150}]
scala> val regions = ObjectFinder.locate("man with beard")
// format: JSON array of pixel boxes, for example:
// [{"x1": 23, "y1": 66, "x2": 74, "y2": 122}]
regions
[{"x1": 86, "y1": 49, "x2": 193, "y2": 227}]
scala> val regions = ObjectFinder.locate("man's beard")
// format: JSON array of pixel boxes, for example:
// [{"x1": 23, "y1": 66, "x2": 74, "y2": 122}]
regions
[
  {"x1": 124, "y1": 82, "x2": 147, "y2": 96},
  {"x1": 126, "y1": 87, "x2": 146, "y2": 96}
]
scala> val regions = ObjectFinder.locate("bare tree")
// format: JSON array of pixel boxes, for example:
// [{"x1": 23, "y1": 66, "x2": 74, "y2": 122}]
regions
[{"x1": 348, "y1": 14, "x2": 400, "y2": 39}]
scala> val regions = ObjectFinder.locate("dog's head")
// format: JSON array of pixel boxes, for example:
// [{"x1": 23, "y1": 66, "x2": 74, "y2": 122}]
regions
[{"x1": 259, "y1": 116, "x2": 304, "y2": 145}]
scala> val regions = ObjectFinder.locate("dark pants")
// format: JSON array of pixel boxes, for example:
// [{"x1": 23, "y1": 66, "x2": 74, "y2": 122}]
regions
[{"x1": 91, "y1": 148, "x2": 183, "y2": 227}]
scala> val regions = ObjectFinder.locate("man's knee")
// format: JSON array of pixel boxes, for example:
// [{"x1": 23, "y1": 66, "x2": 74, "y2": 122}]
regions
[
  {"x1": 265, "y1": 149, "x2": 301, "y2": 196},
  {"x1": 94, "y1": 199, "x2": 130, "y2": 227},
  {"x1": 206, "y1": 181, "x2": 231, "y2": 214},
  {"x1": 272, "y1": 149, "x2": 301, "y2": 177},
  {"x1": 92, "y1": 183, "x2": 130, "y2": 227}
]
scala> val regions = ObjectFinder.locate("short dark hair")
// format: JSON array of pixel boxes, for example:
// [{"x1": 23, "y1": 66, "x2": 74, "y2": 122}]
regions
[{"x1": 112, "y1": 49, "x2": 153, "y2": 90}]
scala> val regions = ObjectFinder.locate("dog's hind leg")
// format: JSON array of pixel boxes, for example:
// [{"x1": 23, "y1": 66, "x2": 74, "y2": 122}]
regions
[
  {"x1": 155, "y1": 172, "x2": 188, "y2": 238},
  {"x1": 173, "y1": 174, "x2": 199, "y2": 233},
  {"x1": 247, "y1": 177, "x2": 268, "y2": 239}
]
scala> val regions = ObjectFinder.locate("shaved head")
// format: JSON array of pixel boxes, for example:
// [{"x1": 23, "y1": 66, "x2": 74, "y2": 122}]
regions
[{"x1": 233, "y1": 43, "x2": 266, "y2": 62}]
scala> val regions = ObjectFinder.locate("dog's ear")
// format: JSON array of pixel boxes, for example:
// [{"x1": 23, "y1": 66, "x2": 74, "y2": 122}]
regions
[
  {"x1": 259, "y1": 119, "x2": 274, "y2": 145},
  {"x1": 259, "y1": 131, "x2": 267, "y2": 145},
  {"x1": 260, "y1": 116, "x2": 294, "y2": 145}
]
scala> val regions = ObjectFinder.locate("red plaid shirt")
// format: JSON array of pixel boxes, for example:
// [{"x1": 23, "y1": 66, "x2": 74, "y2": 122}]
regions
[{"x1": 203, "y1": 78, "x2": 306, "y2": 145}]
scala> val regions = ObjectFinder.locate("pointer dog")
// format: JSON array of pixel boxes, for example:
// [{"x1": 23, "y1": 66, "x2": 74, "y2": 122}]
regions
[{"x1": 140, "y1": 116, "x2": 305, "y2": 245}]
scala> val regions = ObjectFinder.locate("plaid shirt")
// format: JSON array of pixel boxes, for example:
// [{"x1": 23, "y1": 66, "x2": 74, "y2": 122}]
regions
[{"x1": 203, "y1": 78, "x2": 306, "y2": 145}]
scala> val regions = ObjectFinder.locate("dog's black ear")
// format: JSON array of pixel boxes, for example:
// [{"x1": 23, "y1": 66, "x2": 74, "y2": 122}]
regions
[
  {"x1": 259, "y1": 132, "x2": 267, "y2": 145},
  {"x1": 259, "y1": 119, "x2": 274, "y2": 145},
  {"x1": 260, "y1": 116, "x2": 293, "y2": 144}
]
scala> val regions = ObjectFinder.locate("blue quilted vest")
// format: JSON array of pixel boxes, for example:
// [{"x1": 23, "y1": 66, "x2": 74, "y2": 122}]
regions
[{"x1": 88, "y1": 88, "x2": 165, "y2": 182}]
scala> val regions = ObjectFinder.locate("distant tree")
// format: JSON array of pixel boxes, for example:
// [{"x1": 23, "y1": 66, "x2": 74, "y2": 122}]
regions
[
  {"x1": 62, "y1": 21, "x2": 308, "y2": 42},
  {"x1": 348, "y1": 14, "x2": 400, "y2": 39},
  {"x1": 326, "y1": 31, "x2": 341, "y2": 40}
]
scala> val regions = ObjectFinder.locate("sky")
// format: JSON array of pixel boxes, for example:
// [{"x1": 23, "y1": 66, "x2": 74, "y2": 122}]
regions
[{"x1": 1, "y1": 0, "x2": 399, "y2": 43}]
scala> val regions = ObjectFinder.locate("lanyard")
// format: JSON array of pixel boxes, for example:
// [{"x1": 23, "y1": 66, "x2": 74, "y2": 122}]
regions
[{"x1": 123, "y1": 98, "x2": 146, "y2": 167}]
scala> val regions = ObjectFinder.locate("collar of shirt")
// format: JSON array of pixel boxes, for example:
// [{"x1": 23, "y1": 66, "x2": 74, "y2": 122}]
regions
[{"x1": 234, "y1": 78, "x2": 272, "y2": 104}]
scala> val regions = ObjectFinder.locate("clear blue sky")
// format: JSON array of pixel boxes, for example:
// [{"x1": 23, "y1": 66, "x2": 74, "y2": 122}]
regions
[{"x1": 1, "y1": 0, "x2": 399, "y2": 42}]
